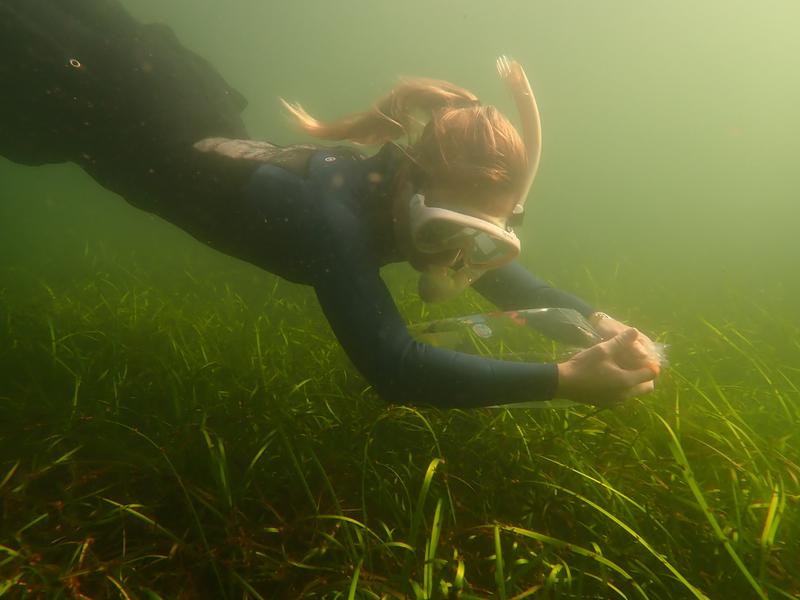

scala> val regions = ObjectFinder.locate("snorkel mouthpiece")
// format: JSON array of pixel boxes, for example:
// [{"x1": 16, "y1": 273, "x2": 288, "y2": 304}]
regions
[{"x1": 419, "y1": 265, "x2": 480, "y2": 303}]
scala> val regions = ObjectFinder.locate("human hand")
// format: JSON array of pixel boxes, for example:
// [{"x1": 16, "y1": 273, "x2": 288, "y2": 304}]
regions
[
  {"x1": 556, "y1": 328, "x2": 659, "y2": 407},
  {"x1": 590, "y1": 312, "x2": 633, "y2": 340},
  {"x1": 589, "y1": 312, "x2": 662, "y2": 373}
]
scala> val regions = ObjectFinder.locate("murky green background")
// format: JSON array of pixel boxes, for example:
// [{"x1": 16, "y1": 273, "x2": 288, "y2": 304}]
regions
[
  {"x1": 3, "y1": 0, "x2": 799, "y2": 321},
  {"x1": 2, "y1": 2, "x2": 799, "y2": 596}
]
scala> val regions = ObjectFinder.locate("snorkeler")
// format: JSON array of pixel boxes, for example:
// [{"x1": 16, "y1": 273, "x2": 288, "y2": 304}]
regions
[{"x1": 0, "y1": 0, "x2": 659, "y2": 408}]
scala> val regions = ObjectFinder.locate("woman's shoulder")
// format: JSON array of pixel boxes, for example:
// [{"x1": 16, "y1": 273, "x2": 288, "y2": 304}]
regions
[{"x1": 194, "y1": 137, "x2": 365, "y2": 179}]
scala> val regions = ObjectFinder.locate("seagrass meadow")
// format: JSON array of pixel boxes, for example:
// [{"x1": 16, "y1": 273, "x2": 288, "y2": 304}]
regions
[{"x1": 2, "y1": 0, "x2": 800, "y2": 598}]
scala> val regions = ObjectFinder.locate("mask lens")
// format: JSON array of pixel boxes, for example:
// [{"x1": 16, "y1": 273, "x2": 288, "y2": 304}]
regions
[
  {"x1": 416, "y1": 220, "x2": 474, "y2": 251},
  {"x1": 410, "y1": 195, "x2": 519, "y2": 268},
  {"x1": 469, "y1": 232, "x2": 514, "y2": 265},
  {"x1": 417, "y1": 223, "x2": 514, "y2": 266}
]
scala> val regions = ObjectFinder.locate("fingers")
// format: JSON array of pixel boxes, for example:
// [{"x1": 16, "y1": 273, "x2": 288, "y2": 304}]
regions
[
  {"x1": 647, "y1": 360, "x2": 662, "y2": 377},
  {"x1": 621, "y1": 365, "x2": 659, "y2": 387},
  {"x1": 589, "y1": 376, "x2": 655, "y2": 407},
  {"x1": 557, "y1": 328, "x2": 662, "y2": 407},
  {"x1": 608, "y1": 328, "x2": 663, "y2": 372},
  {"x1": 616, "y1": 339, "x2": 654, "y2": 370},
  {"x1": 583, "y1": 331, "x2": 661, "y2": 378},
  {"x1": 602, "y1": 327, "x2": 638, "y2": 357},
  {"x1": 615, "y1": 327, "x2": 639, "y2": 344},
  {"x1": 623, "y1": 380, "x2": 655, "y2": 399}
]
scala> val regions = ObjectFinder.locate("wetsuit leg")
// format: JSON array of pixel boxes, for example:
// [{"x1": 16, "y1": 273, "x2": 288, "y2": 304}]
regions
[{"x1": 0, "y1": 0, "x2": 256, "y2": 251}]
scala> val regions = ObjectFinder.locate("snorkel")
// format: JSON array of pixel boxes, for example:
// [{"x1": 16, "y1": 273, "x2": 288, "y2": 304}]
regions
[
  {"x1": 496, "y1": 55, "x2": 542, "y2": 226},
  {"x1": 417, "y1": 56, "x2": 543, "y2": 303}
]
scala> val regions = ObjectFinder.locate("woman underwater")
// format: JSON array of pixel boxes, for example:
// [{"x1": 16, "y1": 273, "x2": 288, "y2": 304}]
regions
[{"x1": 0, "y1": 0, "x2": 660, "y2": 408}]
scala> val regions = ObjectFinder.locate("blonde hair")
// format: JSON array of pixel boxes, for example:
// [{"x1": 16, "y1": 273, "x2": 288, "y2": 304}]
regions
[{"x1": 282, "y1": 79, "x2": 527, "y2": 214}]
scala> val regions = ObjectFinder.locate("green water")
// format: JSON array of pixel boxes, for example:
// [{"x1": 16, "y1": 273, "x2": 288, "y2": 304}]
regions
[{"x1": 1, "y1": 1, "x2": 799, "y2": 597}]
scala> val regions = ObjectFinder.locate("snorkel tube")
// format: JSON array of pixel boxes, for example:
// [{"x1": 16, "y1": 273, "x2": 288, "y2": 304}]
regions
[
  {"x1": 496, "y1": 55, "x2": 542, "y2": 225},
  {"x1": 418, "y1": 56, "x2": 543, "y2": 303}
]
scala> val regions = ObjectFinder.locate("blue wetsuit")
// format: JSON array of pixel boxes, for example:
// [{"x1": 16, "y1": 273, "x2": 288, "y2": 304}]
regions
[
  {"x1": 242, "y1": 143, "x2": 593, "y2": 407},
  {"x1": 1, "y1": 0, "x2": 594, "y2": 408}
]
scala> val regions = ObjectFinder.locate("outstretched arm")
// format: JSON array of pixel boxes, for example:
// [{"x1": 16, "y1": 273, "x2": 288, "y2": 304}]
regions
[
  {"x1": 472, "y1": 260, "x2": 594, "y2": 316},
  {"x1": 472, "y1": 260, "x2": 663, "y2": 388},
  {"x1": 311, "y1": 235, "x2": 559, "y2": 408},
  {"x1": 314, "y1": 254, "x2": 657, "y2": 408},
  {"x1": 473, "y1": 260, "x2": 657, "y2": 340}
]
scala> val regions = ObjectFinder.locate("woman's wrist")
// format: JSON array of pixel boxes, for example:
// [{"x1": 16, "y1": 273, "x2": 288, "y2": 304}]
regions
[{"x1": 555, "y1": 360, "x2": 573, "y2": 398}]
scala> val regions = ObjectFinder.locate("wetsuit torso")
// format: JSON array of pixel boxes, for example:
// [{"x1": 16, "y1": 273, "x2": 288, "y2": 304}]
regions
[
  {"x1": 240, "y1": 143, "x2": 593, "y2": 407},
  {"x1": 1, "y1": 0, "x2": 594, "y2": 408}
]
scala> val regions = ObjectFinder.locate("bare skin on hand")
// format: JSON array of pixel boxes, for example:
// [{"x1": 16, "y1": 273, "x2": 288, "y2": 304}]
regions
[{"x1": 557, "y1": 328, "x2": 659, "y2": 406}]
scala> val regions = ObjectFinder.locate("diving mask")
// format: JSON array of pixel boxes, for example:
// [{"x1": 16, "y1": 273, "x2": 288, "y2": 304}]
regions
[{"x1": 409, "y1": 193, "x2": 521, "y2": 270}]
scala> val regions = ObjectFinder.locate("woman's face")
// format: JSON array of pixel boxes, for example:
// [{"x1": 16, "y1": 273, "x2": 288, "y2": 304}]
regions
[{"x1": 391, "y1": 181, "x2": 516, "y2": 272}]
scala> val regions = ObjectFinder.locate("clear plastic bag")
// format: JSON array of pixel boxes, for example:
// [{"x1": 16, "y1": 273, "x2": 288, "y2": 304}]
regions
[{"x1": 409, "y1": 308, "x2": 667, "y2": 409}]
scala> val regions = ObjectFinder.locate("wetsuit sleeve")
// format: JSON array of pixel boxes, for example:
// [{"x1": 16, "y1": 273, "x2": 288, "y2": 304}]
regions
[
  {"x1": 312, "y1": 236, "x2": 559, "y2": 408},
  {"x1": 472, "y1": 260, "x2": 594, "y2": 317}
]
